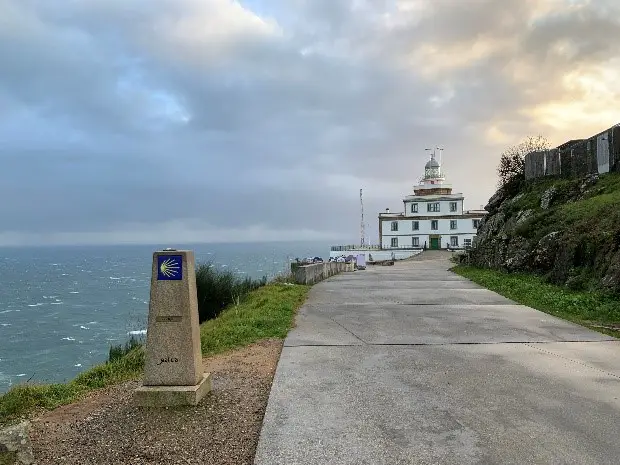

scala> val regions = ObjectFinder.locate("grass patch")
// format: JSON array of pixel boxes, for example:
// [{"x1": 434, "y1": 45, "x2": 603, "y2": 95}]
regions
[
  {"x1": 508, "y1": 172, "x2": 620, "y2": 248},
  {"x1": 560, "y1": 189, "x2": 620, "y2": 233},
  {"x1": 200, "y1": 283, "x2": 310, "y2": 356},
  {"x1": 0, "y1": 345, "x2": 145, "y2": 426},
  {"x1": 452, "y1": 265, "x2": 620, "y2": 338}
]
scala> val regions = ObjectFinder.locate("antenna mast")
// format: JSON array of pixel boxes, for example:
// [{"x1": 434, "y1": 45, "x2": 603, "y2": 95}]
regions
[
  {"x1": 437, "y1": 146, "x2": 444, "y2": 177},
  {"x1": 360, "y1": 188, "x2": 366, "y2": 247}
]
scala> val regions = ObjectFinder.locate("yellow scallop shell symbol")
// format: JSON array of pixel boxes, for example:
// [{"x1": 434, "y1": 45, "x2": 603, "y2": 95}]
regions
[{"x1": 159, "y1": 257, "x2": 180, "y2": 278}]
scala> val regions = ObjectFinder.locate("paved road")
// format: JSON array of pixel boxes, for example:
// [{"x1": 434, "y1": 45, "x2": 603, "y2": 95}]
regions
[{"x1": 254, "y1": 252, "x2": 620, "y2": 465}]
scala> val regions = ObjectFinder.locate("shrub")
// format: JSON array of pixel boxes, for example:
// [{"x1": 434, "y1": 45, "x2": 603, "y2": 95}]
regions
[
  {"x1": 497, "y1": 135, "x2": 550, "y2": 189},
  {"x1": 108, "y1": 335, "x2": 143, "y2": 363},
  {"x1": 195, "y1": 262, "x2": 267, "y2": 323}
]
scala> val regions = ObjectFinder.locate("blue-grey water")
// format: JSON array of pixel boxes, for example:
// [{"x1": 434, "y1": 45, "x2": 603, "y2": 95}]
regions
[{"x1": 0, "y1": 241, "x2": 329, "y2": 394}]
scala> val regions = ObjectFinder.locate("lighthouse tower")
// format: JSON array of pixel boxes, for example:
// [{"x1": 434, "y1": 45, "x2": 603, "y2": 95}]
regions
[{"x1": 414, "y1": 153, "x2": 453, "y2": 196}]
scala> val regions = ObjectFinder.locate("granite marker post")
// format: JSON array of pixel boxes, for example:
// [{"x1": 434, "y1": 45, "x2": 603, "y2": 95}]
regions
[{"x1": 134, "y1": 250, "x2": 211, "y2": 407}]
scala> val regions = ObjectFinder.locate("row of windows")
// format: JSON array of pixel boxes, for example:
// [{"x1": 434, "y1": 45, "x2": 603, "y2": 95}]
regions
[
  {"x1": 390, "y1": 237, "x2": 474, "y2": 247},
  {"x1": 410, "y1": 202, "x2": 459, "y2": 213},
  {"x1": 391, "y1": 219, "x2": 481, "y2": 231}
]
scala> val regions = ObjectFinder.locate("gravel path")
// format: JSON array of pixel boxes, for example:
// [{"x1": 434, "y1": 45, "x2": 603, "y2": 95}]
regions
[{"x1": 30, "y1": 339, "x2": 282, "y2": 465}]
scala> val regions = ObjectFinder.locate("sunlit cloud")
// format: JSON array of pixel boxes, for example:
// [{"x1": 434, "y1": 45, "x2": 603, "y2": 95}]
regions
[{"x1": 0, "y1": 0, "x2": 619, "y2": 245}]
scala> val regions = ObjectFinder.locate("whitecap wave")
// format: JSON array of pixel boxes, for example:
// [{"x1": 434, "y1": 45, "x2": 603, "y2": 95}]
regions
[
  {"x1": 79, "y1": 326, "x2": 89, "y2": 330},
  {"x1": 28, "y1": 303, "x2": 45, "y2": 307},
  {"x1": 0, "y1": 323, "x2": 11, "y2": 327},
  {"x1": 74, "y1": 364, "x2": 82, "y2": 367},
  {"x1": 62, "y1": 337, "x2": 76, "y2": 341},
  {"x1": 16, "y1": 373, "x2": 27, "y2": 377},
  {"x1": 128, "y1": 329, "x2": 147, "y2": 336},
  {"x1": 69, "y1": 291, "x2": 80, "y2": 294}
]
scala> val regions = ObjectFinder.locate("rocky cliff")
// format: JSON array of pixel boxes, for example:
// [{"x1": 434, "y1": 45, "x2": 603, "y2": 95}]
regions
[{"x1": 467, "y1": 172, "x2": 620, "y2": 293}]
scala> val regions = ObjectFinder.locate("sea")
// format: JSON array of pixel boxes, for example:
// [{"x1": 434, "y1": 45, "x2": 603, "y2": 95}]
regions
[{"x1": 0, "y1": 241, "x2": 330, "y2": 394}]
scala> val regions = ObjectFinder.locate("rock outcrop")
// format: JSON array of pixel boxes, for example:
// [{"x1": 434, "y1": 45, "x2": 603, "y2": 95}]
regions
[
  {"x1": 0, "y1": 421, "x2": 34, "y2": 465},
  {"x1": 464, "y1": 173, "x2": 620, "y2": 293}
]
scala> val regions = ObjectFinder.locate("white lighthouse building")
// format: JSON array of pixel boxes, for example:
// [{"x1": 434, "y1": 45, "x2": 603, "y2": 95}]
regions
[
  {"x1": 329, "y1": 150, "x2": 486, "y2": 260},
  {"x1": 378, "y1": 152, "x2": 486, "y2": 251}
]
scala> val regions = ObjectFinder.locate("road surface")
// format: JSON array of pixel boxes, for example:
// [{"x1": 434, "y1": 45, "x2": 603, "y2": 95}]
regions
[{"x1": 254, "y1": 252, "x2": 620, "y2": 464}]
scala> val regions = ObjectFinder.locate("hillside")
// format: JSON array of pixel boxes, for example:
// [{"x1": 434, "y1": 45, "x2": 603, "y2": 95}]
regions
[{"x1": 468, "y1": 172, "x2": 620, "y2": 293}]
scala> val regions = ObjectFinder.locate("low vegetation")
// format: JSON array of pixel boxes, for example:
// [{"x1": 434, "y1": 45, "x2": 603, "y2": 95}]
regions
[
  {"x1": 0, "y1": 344, "x2": 145, "y2": 426},
  {"x1": 506, "y1": 172, "x2": 620, "y2": 244},
  {"x1": 195, "y1": 262, "x2": 268, "y2": 323},
  {"x1": 468, "y1": 169, "x2": 620, "y2": 293},
  {"x1": 200, "y1": 283, "x2": 309, "y2": 356},
  {"x1": 0, "y1": 266, "x2": 308, "y2": 426},
  {"x1": 496, "y1": 135, "x2": 550, "y2": 191},
  {"x1": 453, "y1": 265, "x2": 620, "y2": 338}
]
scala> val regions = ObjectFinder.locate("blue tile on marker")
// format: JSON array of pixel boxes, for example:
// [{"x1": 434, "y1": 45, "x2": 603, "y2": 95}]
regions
[{"x1": 157, "y1": 255, "x2": 183, "y2": 281}]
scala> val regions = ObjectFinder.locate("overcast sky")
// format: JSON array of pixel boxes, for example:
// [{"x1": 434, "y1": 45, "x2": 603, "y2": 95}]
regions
[{"x1": 1, "y1": 0, "x2": 619, "y2": 246}]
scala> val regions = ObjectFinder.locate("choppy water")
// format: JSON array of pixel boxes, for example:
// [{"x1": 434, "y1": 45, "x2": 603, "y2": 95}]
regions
[{"x1": 0, "y1": 241, "x2": 328, "y2": 393}]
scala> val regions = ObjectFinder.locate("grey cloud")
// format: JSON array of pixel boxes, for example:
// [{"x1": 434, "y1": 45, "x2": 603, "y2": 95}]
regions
[{"x1": 0, "y1": 0, "x2": 618, "y2": 245}]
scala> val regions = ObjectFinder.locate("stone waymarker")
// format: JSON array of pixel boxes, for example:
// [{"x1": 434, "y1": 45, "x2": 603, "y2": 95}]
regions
[{"x1": 134, "y1": 250, "x2": 211, "y2": 406}]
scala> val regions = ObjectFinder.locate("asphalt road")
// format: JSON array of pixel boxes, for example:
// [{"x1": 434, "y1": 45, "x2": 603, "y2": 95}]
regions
[{"x1": 254, "y1": 252, "x2": 620, "y2": 465}]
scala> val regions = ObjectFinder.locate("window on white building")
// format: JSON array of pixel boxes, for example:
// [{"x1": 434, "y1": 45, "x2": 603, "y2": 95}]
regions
[
  {"x1": 391, "y1": 221, "x2": 398, "y2": 231},
  {"x1": 464, "y1": 239, "x2": 472, "y2": 248},
  {"x1": 412, "y1": 221, "x2": 419, "y2": 230},
  {"x1": 412, "y1": 237, "x2": 419, "y2": 247},
  {"x1": 450, "y1": 236, "x2": 459, "y2": 247},
  {"x1": 411, "y1": 203, "x2": 418, "y2": 213},
  {"x1": 450, "y1": 220, "x2": 457, "y2": 229},
  {"x1": 473, "y1": 219, "x2": 481, "y2": 229},
  {"x1": 450, "y1": 202, "x2": 457, "y2": 212},
  {"x1": 391, "y1": 237, "x2": 398, "y2": 247},
  {"x1": 427, "y1": 202, "x2": 440, "y2": 212},
  {"x1": 431, "y1": 220, "x2": 438, "y2": 230}
]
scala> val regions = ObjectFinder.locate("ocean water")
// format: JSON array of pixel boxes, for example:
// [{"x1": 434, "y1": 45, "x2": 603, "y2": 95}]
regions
[{"x1": 0, "y1": 241, "x2": 329, "y2": 394}]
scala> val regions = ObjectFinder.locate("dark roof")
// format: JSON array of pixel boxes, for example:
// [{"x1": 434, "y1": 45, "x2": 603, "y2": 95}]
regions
[
  {"x1": 425, "y1": 157, "x2": 440, "y2": 169},
  {"x1": 556, "y1": 139, "x2": 585, "y2": 151}
]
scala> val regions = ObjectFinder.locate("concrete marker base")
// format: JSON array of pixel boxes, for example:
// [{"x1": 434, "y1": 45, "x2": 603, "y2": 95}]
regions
[{"x1": 134, "y1": 373, "x2": 212, "y2": 407}]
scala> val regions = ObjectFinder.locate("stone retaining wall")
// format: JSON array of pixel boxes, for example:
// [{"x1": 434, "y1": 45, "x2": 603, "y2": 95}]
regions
[
  {"x1": 524, "y1": 124, "x2": 620, "y2": 180},
  {"x1": 291, "y1": 262, "x2": 355, "y2": 285}
]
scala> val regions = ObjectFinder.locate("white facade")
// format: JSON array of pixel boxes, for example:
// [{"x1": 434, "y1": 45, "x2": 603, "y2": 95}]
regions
[
  {"x1": 380, "y1": 217, "x2": 482, "y2": 250},
  {"x1": 379, "y1": 152, "x2": 486, "y2": 250},
  {"x1": 403, "y1": 197, "x2": 464, "y2": 216}
]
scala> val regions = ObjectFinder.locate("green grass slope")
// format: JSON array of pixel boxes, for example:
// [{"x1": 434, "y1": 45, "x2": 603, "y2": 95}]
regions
[{"x1": 0, "y1": 282, "x2": 309, "y2": 426}]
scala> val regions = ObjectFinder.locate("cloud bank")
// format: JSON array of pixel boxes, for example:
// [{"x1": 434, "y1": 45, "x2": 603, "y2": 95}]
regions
[{"x1": 1, "y1": 0, "x2": 619, "y2": 246}]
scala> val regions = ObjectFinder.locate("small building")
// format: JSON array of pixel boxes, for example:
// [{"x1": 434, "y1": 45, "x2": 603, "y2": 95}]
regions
[{"x1": 379, "y1": 152, "x2": 486, "y2": 250}]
